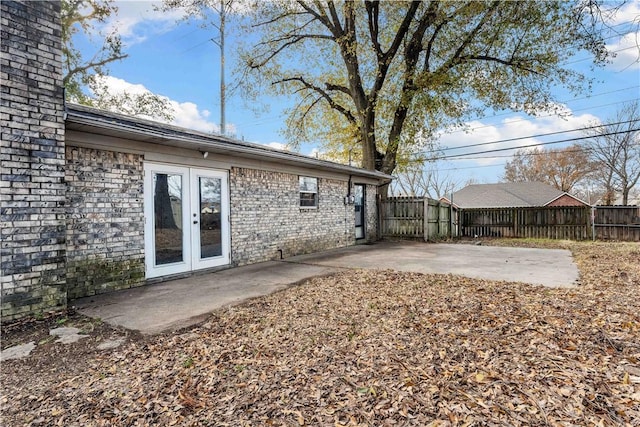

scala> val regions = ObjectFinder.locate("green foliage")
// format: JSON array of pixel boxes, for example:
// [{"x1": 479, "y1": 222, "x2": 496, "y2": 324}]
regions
[
  {"x1": 183, "y1": 356, "x2": 195, "y2": 368},
  {"x1": 238, "y1": 1, "x2": 614, "y2": 178},
  {"x1": 61, "y1": 0, "x2": 173, "y2": 120},
  {"x1": 61, "y1": 0, "x2": 125, "y2": 103}
]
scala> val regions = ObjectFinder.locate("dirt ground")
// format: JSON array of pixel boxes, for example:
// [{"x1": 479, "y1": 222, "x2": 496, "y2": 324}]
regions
[{"x1": 1, "y1": 240, "x2": 639, "y2": 426}]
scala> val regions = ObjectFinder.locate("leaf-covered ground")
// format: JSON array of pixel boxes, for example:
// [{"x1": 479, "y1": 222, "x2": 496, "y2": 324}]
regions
[{"x1": 2, "y1": 241, "x2": 639, "y2": 426}]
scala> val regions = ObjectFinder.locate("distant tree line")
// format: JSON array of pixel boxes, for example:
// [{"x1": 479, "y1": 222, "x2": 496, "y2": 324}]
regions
[{"x1": 503, "y1": 102, "x2": 640, "y2": 205}]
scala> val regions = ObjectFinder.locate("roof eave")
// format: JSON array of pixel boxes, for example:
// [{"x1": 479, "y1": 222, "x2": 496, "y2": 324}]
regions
[{"x1": 64, "y1": 104, "x2": 393, "y2": 182}]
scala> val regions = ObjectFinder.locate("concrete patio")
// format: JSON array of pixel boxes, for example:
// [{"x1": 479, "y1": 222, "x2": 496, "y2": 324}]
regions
[{"x1": 74, "y1": 241, "x2": 579, "y2": 334}]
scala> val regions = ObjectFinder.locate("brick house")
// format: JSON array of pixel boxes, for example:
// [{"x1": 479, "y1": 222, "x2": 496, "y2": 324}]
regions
[
  {"x1": 448, "y1": 182, "x2": 589, "y2": 209},
  {"x1": 0, "y1": 1, "x2": 391, "y2": 321}
]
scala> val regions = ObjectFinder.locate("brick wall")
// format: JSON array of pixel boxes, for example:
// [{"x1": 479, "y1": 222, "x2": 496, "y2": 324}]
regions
[
  {"x1": 547, "y1": 194, "x2": 588, "y2": 207},
  {"x1": 65, "y1": 147, "x2": 145, "y2": 299},
  {"x1": 230, "y1": 167, "x2": 355, "y2": 265},
  {"x1": 1, "y1": 1, "x2": 67, "y2": 320}
]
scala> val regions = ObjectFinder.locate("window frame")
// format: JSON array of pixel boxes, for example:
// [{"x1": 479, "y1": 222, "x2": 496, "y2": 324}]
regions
[{"x1": 299, "y1": 176, "x2": 318, "y2": 208}]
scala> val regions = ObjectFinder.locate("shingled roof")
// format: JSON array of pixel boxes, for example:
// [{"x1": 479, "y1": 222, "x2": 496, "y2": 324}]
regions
[{"x1": 451, "y1": 182, "x2": 578, "y2": 208}]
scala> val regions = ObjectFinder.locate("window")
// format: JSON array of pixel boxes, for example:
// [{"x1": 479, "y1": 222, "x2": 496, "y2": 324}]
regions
[{"x1": 299, "y1": 176, "x2": 318, "y2": 207}]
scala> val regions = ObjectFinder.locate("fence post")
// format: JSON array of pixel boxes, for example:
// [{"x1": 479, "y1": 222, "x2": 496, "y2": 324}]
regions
[
  {"x1": 449, "y1": 202, "x2": 453, "y2": 239},
  {"x1": 591, "y1": 206, "x2": 596, "y2": 241},
  {"x1": 423, "y1": 198, "x2": 429, "y2": 242},
  {"x1": 377, "y1": 194, "x2": 383, "y2": 240}
]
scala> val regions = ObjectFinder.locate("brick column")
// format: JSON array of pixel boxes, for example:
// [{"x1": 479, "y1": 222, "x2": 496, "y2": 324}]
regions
[{"x1": 1, "y1": 1, "x2": 67, "y2": 320}]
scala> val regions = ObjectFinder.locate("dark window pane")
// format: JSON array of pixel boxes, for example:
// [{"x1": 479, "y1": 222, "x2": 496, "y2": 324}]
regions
[
  {"x1": 300, "y1": 193, "x2": 317, "y2": 207},
  {"x1": 153, "y1": 173, "x2": 183, "y2": 265}
]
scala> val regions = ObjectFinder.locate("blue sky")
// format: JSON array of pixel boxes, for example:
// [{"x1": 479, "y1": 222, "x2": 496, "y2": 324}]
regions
[{"x1": 79, "y1": 1, "x2": 640, "y2": 186}]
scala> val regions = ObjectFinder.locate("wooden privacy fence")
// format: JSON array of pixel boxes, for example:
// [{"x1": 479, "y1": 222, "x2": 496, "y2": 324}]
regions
[
  {"x1": 459, "y1": 206, "x2": 640, "y2": 241},
  {"x1": 379, "y1": 199, "x2": 640, "y2": 242},
  {"x1": 460, "y1": 207, "x2": 591, "y2": 240},
  {"x1": 379, "y1": 197, "x2": 455, "y2": 240},
  {"x1": 593, "y1": 205, "x2": 640, "y2": 241}
]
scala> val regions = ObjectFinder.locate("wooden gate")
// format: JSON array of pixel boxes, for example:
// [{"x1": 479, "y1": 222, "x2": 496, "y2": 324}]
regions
[{"x1": 379, "y1": 197, "x2": 455, "y2": 240}]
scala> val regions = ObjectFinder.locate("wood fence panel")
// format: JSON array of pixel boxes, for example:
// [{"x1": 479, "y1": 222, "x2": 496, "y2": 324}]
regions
[
  {"x1": 380, "y1": 200, "x2": 639, "y2": 242},
  {"x1": 380, "y1": 197, "x2": 454, "y2": 240},
  {"x1": 438, "y1": 203, "x2": 451, "y2": 238},
  {"x1": 594, "y1": 206, "x2": 640, "y2": 241},
  {"x1": 380, "y1": 197, "x2": 424, "y2": 238},
  {"x1": 460, "y1": 207, "x2": 590, "y2": 240}
]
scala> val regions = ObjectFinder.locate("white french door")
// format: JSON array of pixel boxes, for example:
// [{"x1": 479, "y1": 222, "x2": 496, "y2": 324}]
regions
[{"x1": 144, "y1": 163, "x2": 230, "y2": 278}]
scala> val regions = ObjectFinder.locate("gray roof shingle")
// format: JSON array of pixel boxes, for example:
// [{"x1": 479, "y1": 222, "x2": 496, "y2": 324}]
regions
[{"x1": 451, "y1": 182, "x2": 565, "y2": 208}]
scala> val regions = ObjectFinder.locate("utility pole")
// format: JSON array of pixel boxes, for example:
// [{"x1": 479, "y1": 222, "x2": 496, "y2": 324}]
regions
[{"x1": 211, "y1": 0, "x2": 227, "y2": 135}]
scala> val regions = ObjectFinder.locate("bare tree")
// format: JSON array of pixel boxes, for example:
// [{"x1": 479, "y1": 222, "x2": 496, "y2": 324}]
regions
[
  {"x1": 584, "y1": 101, "x2": 640, "y2": 205},
  {"x1": 503, "y1": 145, "x2": 594, "y2": 192},
  {"x1": 392, "y1": 162, "x2": 462, "y2": 199}
]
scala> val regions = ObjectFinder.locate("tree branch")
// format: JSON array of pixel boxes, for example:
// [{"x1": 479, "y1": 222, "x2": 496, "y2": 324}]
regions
[
  {"x1": 276, "y1": 76, "x2": 356, "y2": 124},
  {"x1": 250, "y1": 36, "x2": 320, "y2": 68},
  {"x1": 63, "y1": 53, "x2": 128, "y2": 86},
  {"x1": 459, "y1": 54, "x2": 543, "y2": 76},
  {"x1": 325, "y1": 82, "x2": 351, "y2": 96}
]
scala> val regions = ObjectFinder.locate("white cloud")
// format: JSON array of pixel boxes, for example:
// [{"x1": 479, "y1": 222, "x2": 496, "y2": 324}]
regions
[
  {"x1": 606, "y1": 31, "x2": 640, "y2": 71},
  {"x1": 93, "y1": 75, "x2": 221, "y2": 134},
  {"x1": 171, "y1": 101, "x2": 220, "y2": 133},
  {"x1": 103, "y1": 1, "x2": 186, "y2": 46},
  {"x1": 605, "y1": 2, "x2": 640, "y2": 26},
  {"x1": 600, "y1": 1, "x2": 640, "y2": 71},
  {"x1": 264, "y1": 142, "x2": 288, "y2": 151},
  {"x1": 437, "y1": 109, "x2": 601, "y2": 167}
]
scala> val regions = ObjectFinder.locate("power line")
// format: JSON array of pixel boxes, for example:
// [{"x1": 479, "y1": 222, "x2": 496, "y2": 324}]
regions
[
  {"x1": 427, "y1": 128, "x2": 639, "y2": 160},
  {"x1": 400, "y1": 162, "x2": 507, "y2": 172},
  {"x1": 562, "y1": 45, "x2": 639, "y2": 66},
  {"x1": 178, "y1": 37, "x2": 214, "y2": 55},
  {"x1": 461, "y1": 98, "x2": 639, "y2": 135},
  {"x1": 432, "y1": 118, "x2": 637, "y2": 154},
  {"x1": 447, "y1": 147, "x2": 593, "y2": 161},
  {"x1": 447, "y1": 91, "x2": 639, "y2": 135}
]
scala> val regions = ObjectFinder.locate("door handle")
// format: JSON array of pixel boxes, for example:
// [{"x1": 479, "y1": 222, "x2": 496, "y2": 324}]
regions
[{"x1": 193, "y1": 221, "x2": 198, "y2": 224}]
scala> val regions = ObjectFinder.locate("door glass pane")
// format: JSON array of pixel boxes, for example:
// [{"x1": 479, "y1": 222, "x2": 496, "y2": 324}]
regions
[
  {"x1": 154, "y1": 173, "x2": 183, "y2": 265},
  {"x1": 354, "y1": 185, "x2": 364, "y2": 227},
  {"x1": 354, "y1": 185, "x2": 365, "y2": 239},
  {"x1": 199, "y1": 176, "x2": 222, "y2": 259}
]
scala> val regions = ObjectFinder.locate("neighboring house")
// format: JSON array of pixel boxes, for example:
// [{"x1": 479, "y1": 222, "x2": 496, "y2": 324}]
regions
[
  {"x1": 449, "y1": 182, "x2": 589, "y2": 209},
  {"x1": 0, "y1": 2, "x2": 391, "y2": 321}
]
